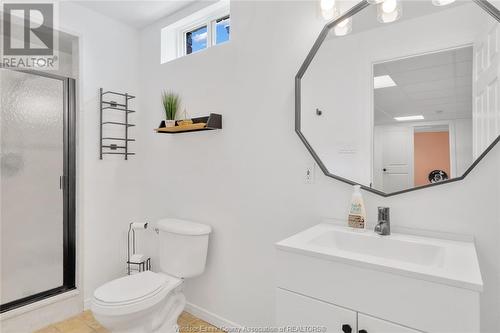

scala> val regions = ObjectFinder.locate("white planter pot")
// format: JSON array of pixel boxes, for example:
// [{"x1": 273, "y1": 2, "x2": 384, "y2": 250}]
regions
[{"x1": 165, "y1": 120, "x2": 176, "y2": 128}]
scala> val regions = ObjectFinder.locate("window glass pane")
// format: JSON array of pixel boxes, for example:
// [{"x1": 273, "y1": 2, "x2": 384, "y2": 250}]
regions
[
  {"x1": 186, "y1": 25, "x2": 208, "y2": 55},
  {"x1": 215, "y1": 16, "x2": 230, "y2": 45}
]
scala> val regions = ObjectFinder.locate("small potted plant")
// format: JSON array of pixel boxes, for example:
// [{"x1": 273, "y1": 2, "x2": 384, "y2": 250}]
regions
[{"x1": 161, "y1": 90, "x2": 181, "y2": 127}]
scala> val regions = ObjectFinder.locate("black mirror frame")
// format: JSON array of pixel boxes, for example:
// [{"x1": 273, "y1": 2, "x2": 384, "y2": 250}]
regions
[{"x1": 295, "y1": 0, "x2": 500, "y2": 197}]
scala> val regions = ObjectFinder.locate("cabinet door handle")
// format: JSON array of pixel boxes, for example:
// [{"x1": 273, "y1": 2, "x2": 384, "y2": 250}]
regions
[
  {"x1": 359, "y1": 330, "x2": 368, "y2": 333},
  {"x1": 341, "y1": 324, "x2": 352, "y2": 333}
]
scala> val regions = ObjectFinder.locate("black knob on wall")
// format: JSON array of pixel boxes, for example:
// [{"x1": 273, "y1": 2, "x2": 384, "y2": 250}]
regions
[
  {"x1": 341, "y1": 324, "x2": 352, "y2": 333},
  {"x1": 359, "y1": 330, "x2": 368, "y2": 333}
]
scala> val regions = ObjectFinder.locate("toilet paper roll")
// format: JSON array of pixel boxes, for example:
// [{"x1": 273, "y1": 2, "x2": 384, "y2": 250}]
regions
[{"x1": 130, "y1": 222, "x2": 148, "y2": 230}]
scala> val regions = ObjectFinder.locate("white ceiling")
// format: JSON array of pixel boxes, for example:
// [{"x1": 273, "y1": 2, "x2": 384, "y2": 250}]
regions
[
  {"x1": 75, "y1": 0, "x2": 197, "y2": 28},
  {"x1": 374, "y1": 46, "x2": 473, "y2": 125}
]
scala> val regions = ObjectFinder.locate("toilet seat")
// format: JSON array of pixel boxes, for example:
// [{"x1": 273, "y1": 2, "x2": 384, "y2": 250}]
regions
[{"x1": 92, "y1": 271, "x2": 182, "y2": 317}]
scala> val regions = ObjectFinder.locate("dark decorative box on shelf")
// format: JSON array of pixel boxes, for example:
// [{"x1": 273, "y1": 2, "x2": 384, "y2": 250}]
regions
[{"x1": 155, "y1": 113, "x2": 222, "y2": 134}]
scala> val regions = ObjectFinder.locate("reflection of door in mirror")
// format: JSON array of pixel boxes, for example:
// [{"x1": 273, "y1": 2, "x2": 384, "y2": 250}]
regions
[
  {"x1": 373, "y1": 46, "x2": 474, "y2": 192},
  {"x1": 474, "y1": 21, "x2": 500, "y2": 159},
  {"x1": 373, "y1": 126, "x2": 413, "y2": 193}
]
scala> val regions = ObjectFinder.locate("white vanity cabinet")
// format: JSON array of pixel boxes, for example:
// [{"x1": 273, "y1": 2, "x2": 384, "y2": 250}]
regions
[
  {"x1": 277, "y1": 288, "x2": 420, "y2": 333},
  {"x1": 275, "y1": 224, "x2": 483, "y2": 333}
]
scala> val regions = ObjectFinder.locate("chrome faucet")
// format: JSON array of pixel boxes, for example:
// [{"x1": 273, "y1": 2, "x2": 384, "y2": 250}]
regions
[{"x1": 374, "y1": 207, "x2": 391, "y2": 236}]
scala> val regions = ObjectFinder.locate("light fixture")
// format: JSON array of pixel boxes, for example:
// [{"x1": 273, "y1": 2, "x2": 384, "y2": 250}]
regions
[
  {"x1": 332, "y1": 6, "x2": 352, "y2": 36},
  {"x1": 432, "y1": 0, "x2": 456, "y2": 6},
  {"x1": 374, "y1": 75, "x2": 396, "y2": 89},
  {"x1": 367, "y1": 0, "x2": 384, "y2": 3},
  {"x1": 333, "y1": 17, "x2": 352, "y2": 36},
  {"x1": 394, "y1": 115, "x2": 425, "y2": 121},
  {"x1": 320, "y1": 0, "x2": 336, "y2": 20},
  {"x1": 377, "y1": 0, "x2": 402, "y2": 23}
]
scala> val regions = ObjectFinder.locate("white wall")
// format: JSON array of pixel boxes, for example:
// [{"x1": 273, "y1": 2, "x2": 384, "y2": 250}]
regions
[
  {"x1": 57, "y1": 0, "x2": 142, "y2": 303},
  {"x1": 138, "y1": 1, "x2": 499, "y2": 332},
  {"x1": 301, "y1": 3, "x2": 491, "y2": 187}
]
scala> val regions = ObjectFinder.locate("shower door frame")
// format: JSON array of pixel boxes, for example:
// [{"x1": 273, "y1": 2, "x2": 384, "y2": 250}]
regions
[{"x1": 0, "y1": 68, "x2": 76, "y2": 313}]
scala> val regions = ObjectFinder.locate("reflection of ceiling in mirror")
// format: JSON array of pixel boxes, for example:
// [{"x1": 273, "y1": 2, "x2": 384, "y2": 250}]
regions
[{"x1": 374, "y1": 46, "x2": 472, "y2": 125}]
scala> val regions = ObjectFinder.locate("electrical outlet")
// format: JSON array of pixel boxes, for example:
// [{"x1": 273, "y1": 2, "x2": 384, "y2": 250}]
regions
[{"x1": 305, "y1": 164, "x2": 315, "y2": 184}]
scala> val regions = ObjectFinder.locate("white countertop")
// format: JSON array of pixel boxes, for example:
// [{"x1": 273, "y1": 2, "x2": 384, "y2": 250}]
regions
[{"x1": 276, "y1": 223, "x2": 483, "y2": 292}]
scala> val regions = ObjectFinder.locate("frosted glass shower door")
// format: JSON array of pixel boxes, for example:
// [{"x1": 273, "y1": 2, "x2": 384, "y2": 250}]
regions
[{"x1": 0, "y1": 68, "x2": 67, "y2": 307}]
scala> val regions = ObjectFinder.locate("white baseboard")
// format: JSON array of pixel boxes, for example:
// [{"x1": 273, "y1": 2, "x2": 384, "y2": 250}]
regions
[
  {"x1": 84, "y1": 298, "x2": 92, "y2": 310},
  {"x1": 185, "y1": 302, "x2": 243, "y2": 330}
]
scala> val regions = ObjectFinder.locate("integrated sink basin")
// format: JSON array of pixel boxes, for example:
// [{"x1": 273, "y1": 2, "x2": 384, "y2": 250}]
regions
[
  {"x1": 276, "y1": 223, "x2": 483, "y2": 291},
  {"x1": 310, "y1": 228, "x2": 444, "y2": 267}
]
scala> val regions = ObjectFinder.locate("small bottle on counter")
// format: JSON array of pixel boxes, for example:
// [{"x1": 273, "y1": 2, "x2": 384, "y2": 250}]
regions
[{"x1": 348, "y1": 185, "x2": 366, "y2": 229}]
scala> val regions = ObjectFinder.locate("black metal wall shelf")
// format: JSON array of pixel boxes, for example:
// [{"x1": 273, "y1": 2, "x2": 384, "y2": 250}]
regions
[
  {"x1": 100, "y1": 88, "x2": 136, "y2": 160},
  {"x1": 102, "y1": 121, "x2": 136, "y2": 127},
  {"x1": 155, "y1": 113, "x2": 222, "y2": 134}
]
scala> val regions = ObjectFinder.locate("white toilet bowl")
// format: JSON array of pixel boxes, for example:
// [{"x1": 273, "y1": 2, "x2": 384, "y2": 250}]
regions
[
  {"x1": 91, "y1": 218, "x2": 211, "y2": 333},
  {"x1": 92, "y1": 271, "x2": 185, "y2": 333}
]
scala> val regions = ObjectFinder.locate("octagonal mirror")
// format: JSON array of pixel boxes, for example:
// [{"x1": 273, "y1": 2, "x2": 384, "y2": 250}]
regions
[{"x1": 297, "y1": 0, "x2": 500, "y2": 196}]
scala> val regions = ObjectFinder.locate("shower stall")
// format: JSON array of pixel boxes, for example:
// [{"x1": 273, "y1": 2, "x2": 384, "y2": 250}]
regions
[{"x1": 0, "y1": 68, "x2": 76, "y2": 313}]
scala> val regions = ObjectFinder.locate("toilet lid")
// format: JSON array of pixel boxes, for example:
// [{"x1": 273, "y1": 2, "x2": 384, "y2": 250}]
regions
[{"x1": 94, "y1": 271, "x2": 178, "y2": 304}]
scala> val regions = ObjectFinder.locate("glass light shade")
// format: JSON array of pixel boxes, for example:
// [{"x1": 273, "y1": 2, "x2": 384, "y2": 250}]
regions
[
  {"x1": 333, "y1": 17, "x2": 352, "y2": 36},
  {"x1": 320, "y1": 0, "x2": 335, "y2": 20},
  {"x1": 320, "y1": 0, "x2": 335, "y2": 10},
  {"x1": 377, "y1": 0, "x2": 402, "y2": 23},
  {"x1": 322, "y1": 8, "x2": 335, "y2": 20},
  {"x1": 432, "y1": 0, "x2": 456, "y2": 6},
  {"x1": 332, "y1": 6, "x2": 352, "y2": 36}
]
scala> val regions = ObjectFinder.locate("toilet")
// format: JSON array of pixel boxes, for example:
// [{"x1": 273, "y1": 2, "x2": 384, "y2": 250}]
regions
[{"x1": 91, "y1": 218, "x2": 211, "y2": 333}]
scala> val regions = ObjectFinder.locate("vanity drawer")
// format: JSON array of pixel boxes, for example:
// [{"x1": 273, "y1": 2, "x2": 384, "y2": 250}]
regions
[
  {"x1": 276, "y1": 288, "x2": 356, "y2": 333},
  {"x1": 357, "y1": 313, "x2": 421, "y2": 333}
]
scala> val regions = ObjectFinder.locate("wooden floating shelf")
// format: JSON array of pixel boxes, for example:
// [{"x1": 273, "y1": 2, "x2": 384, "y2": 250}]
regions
[{"x1": 155, "y1": 113, "x2": 222, "y2": 134}]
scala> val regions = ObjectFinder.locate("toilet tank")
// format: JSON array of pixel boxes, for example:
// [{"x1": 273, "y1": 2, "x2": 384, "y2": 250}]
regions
[{"x1": 156, "y1": 218, "x2": 211, "y2": 278}]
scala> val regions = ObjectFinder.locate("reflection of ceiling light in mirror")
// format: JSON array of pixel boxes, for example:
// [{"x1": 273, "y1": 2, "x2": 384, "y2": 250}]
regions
[
  {"x1": 374, "y1": 75, "x2": 396, "y2": 89},
  {"x1": 333, "y1": 17, "x2": 352, "y2": 36},
  {"x1": 377, "y1": 0, "x2": 402, "y2": 23},
  {"x1": 432, "y1": 0, "x2": 456, "y2": 6},
  {"x1": 394, "y1": 115, "x2": 425, "y2": 121},
  {"x1": 332, "y1": 6, "x2": 352, "y2": 36},
  {"x1": 382, "y1": 0, "x2": 397, "y2": 13},
  {"x1": 320, "y1": 0, "x2": 335, "y2": 20}
]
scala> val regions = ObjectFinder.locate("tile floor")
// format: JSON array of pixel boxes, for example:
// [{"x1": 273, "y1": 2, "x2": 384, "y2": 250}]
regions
[{"x1": 34, "y1": 310, "x2": 224, "y2": 333}]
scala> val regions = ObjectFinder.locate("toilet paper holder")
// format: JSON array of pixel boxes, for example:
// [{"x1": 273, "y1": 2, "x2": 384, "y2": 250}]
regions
[{"x1": 127, "y1": 222, "x2": 151, "y2": 275}]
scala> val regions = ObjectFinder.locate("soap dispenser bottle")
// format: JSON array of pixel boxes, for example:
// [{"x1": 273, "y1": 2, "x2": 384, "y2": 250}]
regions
[{"x1": 348, "y1": 185, "x2": 366, "y2": 229}]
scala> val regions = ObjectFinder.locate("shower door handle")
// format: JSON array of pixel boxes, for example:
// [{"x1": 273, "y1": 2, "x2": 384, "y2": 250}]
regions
[{"x1": 59, "y1": 175, "x2": 64, "y2": 190}]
